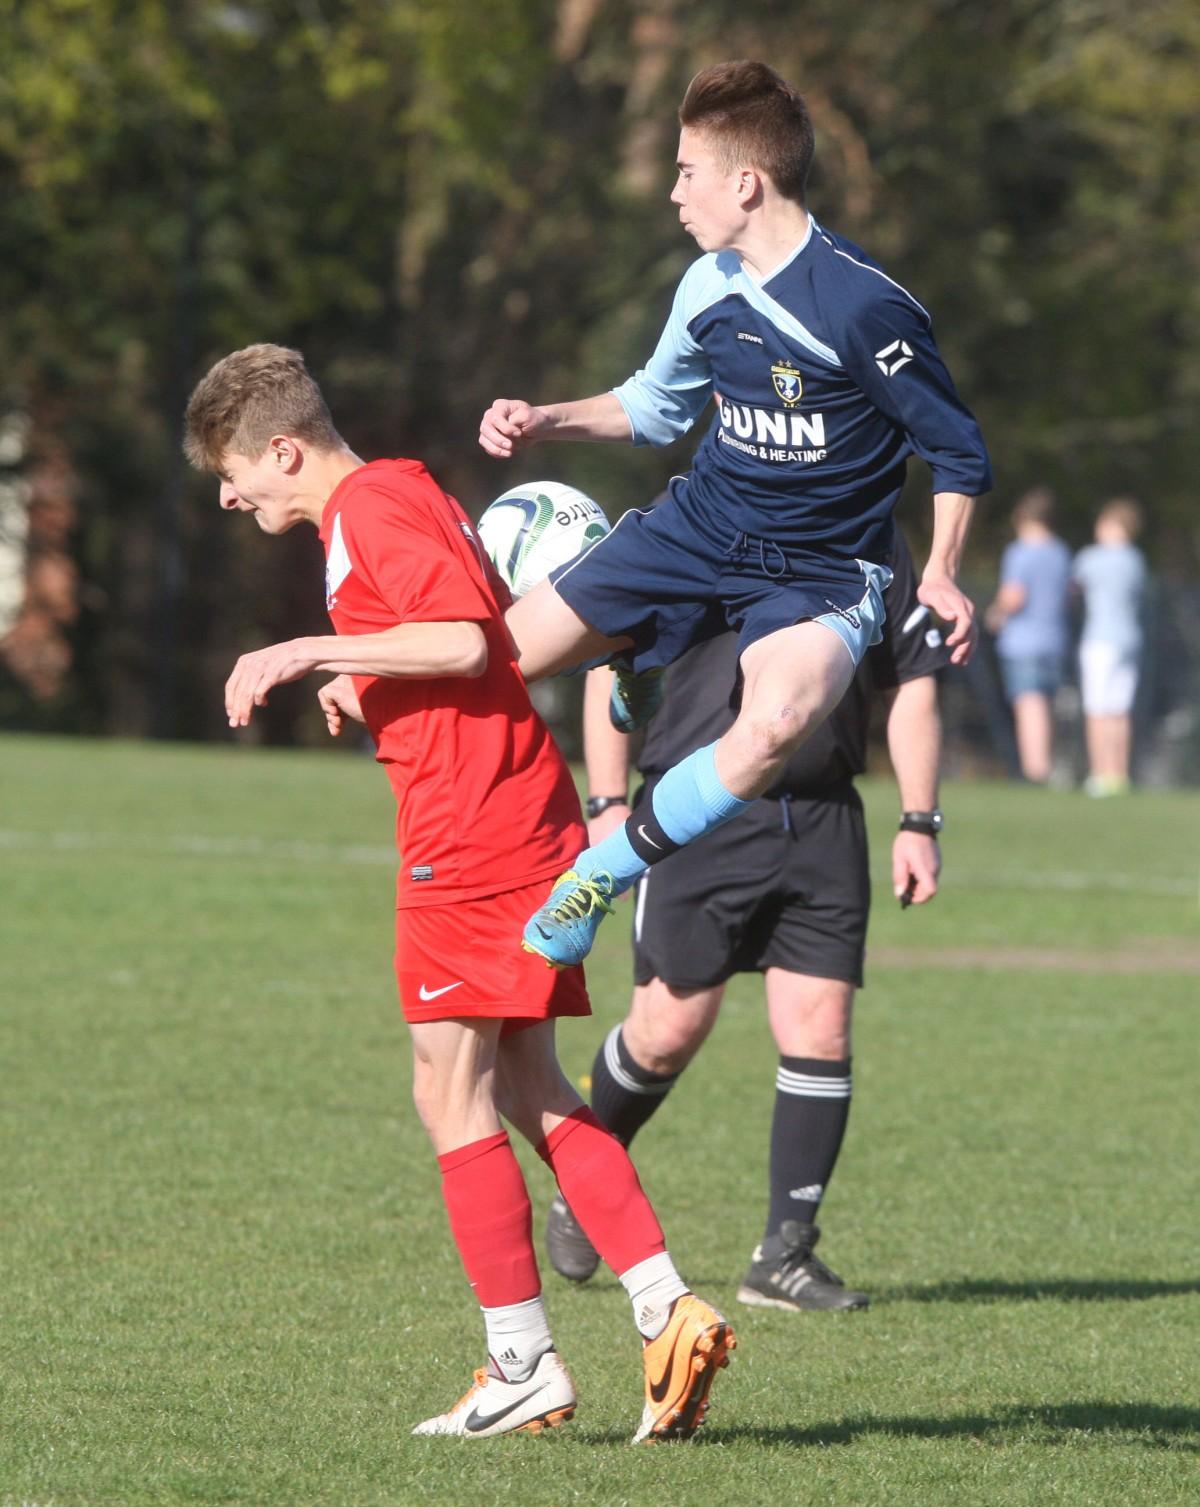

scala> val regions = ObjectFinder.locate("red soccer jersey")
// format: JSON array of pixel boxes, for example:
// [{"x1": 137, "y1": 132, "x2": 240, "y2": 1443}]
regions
[{"x1": 319, "y1": 459, "x2": 584, "y2": 907}]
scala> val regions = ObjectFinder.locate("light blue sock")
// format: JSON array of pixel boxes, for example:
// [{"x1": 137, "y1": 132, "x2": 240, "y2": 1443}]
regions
[{"x1": 575, "y1": 742, "x2": 753, "y2": 893}]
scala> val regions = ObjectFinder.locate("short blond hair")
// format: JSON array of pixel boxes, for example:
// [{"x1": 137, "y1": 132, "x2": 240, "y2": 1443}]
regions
[{"x1": 183, "y1": 343, "x2": 342, "y2": 472}]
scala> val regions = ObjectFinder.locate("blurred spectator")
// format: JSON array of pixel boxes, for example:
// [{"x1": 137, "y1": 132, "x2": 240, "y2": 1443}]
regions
[
  {"x1": 1073, "y1": 498, "x2": 1147, "y2": 797},
  {"x1": 985, "y1": 487, "x2": 1072, "y2": 783}
]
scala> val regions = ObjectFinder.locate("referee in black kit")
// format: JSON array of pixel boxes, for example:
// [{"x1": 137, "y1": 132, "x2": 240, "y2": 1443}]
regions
[{"x1": 546, "y1": 527, "x2": 951, "y2": 1310}]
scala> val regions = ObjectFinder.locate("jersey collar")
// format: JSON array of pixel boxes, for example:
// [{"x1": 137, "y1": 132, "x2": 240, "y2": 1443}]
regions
[{"x1": 742, "y1": 214, "x2": 815, "y2": 288}]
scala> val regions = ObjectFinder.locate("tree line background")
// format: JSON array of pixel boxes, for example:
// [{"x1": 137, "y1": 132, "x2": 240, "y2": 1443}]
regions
[{"x1": 1, "y1": 0, "x2": 1197, "y2": 767}]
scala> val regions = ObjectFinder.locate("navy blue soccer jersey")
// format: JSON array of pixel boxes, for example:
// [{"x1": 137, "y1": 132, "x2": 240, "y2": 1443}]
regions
[{"x1": 611, "y1": 217, "x2": 992, "y2": 569}]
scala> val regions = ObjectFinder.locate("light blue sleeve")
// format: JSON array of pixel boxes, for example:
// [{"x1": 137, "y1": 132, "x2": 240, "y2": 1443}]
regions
[
  {"x1": 611, "y1": 258, "x2": 722, "y2": 446},
  {"x1": 1000, "y1": 540, "x2": 1027, "y2": 587}
]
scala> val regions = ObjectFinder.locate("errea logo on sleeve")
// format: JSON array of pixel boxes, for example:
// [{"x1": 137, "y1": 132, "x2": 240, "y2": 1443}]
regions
[{"x1": 875, "y1": 339, "x2": 914, "y2": 376}]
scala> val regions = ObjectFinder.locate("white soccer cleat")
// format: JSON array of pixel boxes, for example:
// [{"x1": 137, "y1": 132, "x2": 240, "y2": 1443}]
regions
[{"x1": 411, "y1": 1348, "x2": 577, "y2": 1439}]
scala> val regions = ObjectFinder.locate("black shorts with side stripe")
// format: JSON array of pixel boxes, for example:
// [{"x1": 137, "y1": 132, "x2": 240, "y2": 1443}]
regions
[{"x1": 630, "y1": 778, "x2": 870, "y2": 991}]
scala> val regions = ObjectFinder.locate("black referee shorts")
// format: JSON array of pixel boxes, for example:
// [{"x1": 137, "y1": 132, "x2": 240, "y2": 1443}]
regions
[{"x1": 630, "y1": 779, "x2": 870, "y2": 991}]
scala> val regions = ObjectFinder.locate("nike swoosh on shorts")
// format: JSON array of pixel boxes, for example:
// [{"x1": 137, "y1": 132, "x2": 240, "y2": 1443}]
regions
[{"x1": 418, "y1": 981, "x2": 465, "y2": 1001}]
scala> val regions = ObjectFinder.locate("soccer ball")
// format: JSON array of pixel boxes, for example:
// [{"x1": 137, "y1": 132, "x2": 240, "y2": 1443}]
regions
[{"x1": 477, "y1": 481, "x2": 610, "y2": 599}]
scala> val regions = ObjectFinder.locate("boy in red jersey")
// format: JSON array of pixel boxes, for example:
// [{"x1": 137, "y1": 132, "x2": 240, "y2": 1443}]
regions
[{"x1": 183, "y1": 344, "x2": 734, "y2": 1443}]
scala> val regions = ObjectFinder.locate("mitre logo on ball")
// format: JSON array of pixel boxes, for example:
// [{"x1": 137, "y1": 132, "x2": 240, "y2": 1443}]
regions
[{"x1": 477, "y1": 481, "x2": 611, "y2": 599}]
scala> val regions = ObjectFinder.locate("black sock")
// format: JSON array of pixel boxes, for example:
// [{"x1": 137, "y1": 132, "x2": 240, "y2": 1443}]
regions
[
  {"x1": 589, "y1": 1025, "x2": 679, "y2": 1147},
  {"x1": 764, "y1": 1056, "x2": 852, "y2": 1244}
]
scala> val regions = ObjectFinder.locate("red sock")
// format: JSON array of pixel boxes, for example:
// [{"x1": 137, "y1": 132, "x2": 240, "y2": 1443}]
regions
[
  {"x1": 437, "y1": 1132, "x2": 541, "y2": 1308},
  {"x1": 536, "y1": 1106, "x2": 666, "y2": 1275}
]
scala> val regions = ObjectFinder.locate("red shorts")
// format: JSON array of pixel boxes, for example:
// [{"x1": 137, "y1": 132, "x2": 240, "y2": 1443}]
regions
[{"x1": 395, "y1": 876, "x2": 591, "y2": 1027}]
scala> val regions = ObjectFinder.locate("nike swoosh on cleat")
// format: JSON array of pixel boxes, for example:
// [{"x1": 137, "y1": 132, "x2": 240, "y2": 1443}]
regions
[
  {"x1": 535, "y1": 925, "x2": 555, "y2": 940},
  {"x1": 418, "y1": 980, "x2": 464, "y2": 1001},
  {"x1": 463, "y1": 1383, "x2": 548, "y2": 1433},
  {"x1": 648, "y1": 1351, "x2": 678, "y2": 1405}
]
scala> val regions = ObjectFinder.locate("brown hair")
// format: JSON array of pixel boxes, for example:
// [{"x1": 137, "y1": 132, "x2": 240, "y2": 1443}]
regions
[
  {"x1": 183, "y1": 343, "x2": 342, "y2": 472},
  {"x1": 679, "y1": 61, "x2": 814, "y2": 205},
  {"x1": 1097, "y1": 496, "x2": 1143, "y2": 540},
  {"x1": 1011, "y1": 485, "x2": 1057, "y2": 529}
]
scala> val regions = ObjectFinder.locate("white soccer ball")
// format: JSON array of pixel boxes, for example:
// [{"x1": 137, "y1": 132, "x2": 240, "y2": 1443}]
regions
[{"x1": 478, "y1": 481, "x2": 610, "y2": 599}]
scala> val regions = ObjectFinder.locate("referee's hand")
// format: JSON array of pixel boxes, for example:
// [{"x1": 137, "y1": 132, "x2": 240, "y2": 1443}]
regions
[
  {"x1": 893, "y1": 831, "x2": 940, "y2": 907},
  {"x1": 917, "y1": 574, "x2": 978, "y2": 666},
  {"x1": 587, "y1": 802, "x2": 630, "y2": 846}
]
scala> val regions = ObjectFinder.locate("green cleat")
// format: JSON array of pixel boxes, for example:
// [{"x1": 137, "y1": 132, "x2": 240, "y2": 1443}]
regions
[{"x1": 609, "y1": 665, "x2": 666, "y2": 733}]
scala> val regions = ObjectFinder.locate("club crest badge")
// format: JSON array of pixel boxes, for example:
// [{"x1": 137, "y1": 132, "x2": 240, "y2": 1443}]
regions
[{"x1": 771, "y1": 362, "x2": 803, "y2": 407}]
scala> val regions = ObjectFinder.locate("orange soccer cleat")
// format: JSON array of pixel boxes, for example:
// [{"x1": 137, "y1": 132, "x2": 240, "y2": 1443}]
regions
[{"x1": 633, "y1": 1293, "x2": 736, "y2": 1443}]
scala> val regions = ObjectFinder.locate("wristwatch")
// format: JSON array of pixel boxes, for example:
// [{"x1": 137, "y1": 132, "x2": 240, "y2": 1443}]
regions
[
  {"x1": 899, "y1": 808, "x2": 944, "y2": 838},
  {"x1": 586, "y1": 795, "x2": 629, "y2": 819}
]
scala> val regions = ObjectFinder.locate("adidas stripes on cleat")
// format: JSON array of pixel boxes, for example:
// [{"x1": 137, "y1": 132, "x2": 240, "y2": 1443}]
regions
[
  {"x1": 610, "y1": 665, "x2": 666, "y2": 734},
  {"x1": 736, "y1": 1220, "x2": 870, "y2": 1312},
  {"x1": 633, "y1": 1294, "x2": 736, "y2": 1443},
  {"x1": 412, "y1": 1349, "x2": 576, "y2": 1438},
  {"x1": 522, "y1": 869, "x2": 616, "y2": 969}
]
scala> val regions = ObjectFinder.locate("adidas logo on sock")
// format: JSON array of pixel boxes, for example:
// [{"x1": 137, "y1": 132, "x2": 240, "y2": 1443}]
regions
[
  {"x1": 637, "y1": 1304, "x2": 659, "y2": 1328},
  {"x1": 497, "y1": 1347, "x2": 521, "y2": 1368}
]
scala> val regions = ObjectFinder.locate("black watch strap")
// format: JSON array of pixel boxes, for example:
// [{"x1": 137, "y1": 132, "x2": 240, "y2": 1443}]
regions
[
  {"x1": 586, "y1": 795, "x2": 629, "y2": 819},
  {"x1": 899, "y1": 809, "x2": 944, "y2": 838}
]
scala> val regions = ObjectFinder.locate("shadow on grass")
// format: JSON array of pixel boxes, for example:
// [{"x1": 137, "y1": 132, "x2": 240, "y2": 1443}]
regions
[
  {"x1": 705, "y1": 1401, "x2": 1200, "y2": 1451},
  {"x1": 883, "y1": 1278, "x2": 1200, "y2": 1304}
]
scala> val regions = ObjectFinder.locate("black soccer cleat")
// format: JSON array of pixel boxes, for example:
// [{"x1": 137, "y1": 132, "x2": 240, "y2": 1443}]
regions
[
  {"x1": 736, "y1": 1220, "x2": 869, "y2": 1312},
  {"x1": 545, "y1": 1194, "x2": 600, "y2": 1283}
]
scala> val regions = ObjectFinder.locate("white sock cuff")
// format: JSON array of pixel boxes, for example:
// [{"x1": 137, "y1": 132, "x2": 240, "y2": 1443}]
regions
[
  {"x1": 618, "y1": 1250, "x2": 686, "y2": 1302},
  {"x1": 480, "y1": 1294, "x2": 548, "y2": 1325},
  {"x1": 481, "y1": 1294, "x2": 553, "y2": 1375}
]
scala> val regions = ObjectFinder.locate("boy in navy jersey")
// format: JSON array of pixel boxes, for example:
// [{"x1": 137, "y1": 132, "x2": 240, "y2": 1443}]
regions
[
  {"x1": 546, "y1": 530, "x2": 949, "y2": 1310},
  {"x1": 480, "y1": 61, "x2": 991, "y2": 968}
]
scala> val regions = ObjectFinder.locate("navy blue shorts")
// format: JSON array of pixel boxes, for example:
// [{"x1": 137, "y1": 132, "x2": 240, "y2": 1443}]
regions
[{"x1": 550, "y1": 486, "x2": 890, "y2": 673}]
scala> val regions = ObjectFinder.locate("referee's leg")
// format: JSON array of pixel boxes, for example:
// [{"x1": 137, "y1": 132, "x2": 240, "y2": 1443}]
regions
[{"x1": 736, "y1": 970, "x2": 869, "y2": 1312}]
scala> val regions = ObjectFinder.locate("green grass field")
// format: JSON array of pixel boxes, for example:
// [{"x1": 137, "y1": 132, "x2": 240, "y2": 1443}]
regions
[{"x1": 2, "y1": 733, "x2": 1198, "y2": 1507}]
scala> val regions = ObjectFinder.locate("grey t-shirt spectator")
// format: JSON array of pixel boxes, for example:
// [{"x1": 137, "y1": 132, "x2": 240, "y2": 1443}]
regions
[
  {"x1": 996, "y1": 536, "x2": 1072, "y2": 660},
  {"x1": 1073, "y1": 542, "x2": 1147, "y2": 653}
]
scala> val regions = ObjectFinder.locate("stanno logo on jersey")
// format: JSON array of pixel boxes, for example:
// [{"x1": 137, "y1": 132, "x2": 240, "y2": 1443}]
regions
[
  {"x1": 875, "y1": 339, "x2": 914, "y2": 376},
  {"x1": 770, "y1": 361, "x2": 804, "y2": 407}
]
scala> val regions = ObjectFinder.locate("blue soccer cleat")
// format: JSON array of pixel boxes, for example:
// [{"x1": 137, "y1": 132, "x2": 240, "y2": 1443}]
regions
[
  {"x1": 609, "y1": 665, "x2": 666, "y2": 734},
  {"x1": 522, "y1": 870, "x2": 616, "y2": 968}
]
